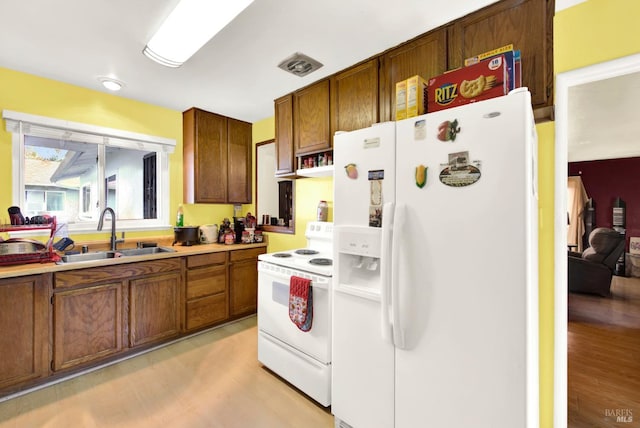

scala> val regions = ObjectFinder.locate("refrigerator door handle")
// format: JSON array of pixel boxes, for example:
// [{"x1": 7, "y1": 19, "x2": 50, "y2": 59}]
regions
[
  {"x1": 391, "y1": 203, "x2": 406, "y2": 349},
  {"x1": 380, "y1": 202, "x2": 395, "y2": 344}
]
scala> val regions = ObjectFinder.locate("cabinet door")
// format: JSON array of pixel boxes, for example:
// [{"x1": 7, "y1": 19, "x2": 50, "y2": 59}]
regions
[
  {"x1": 129, "y1": 272, "x2": 181, "y2": 347},
  {"x1": 53, "y1": 282, "x2": 123, "y2": 371},
  {"x1": 379, "y1": 29, "x2": 448, "y2": 122},
  {"x1": 447, "y1": 0, "x2": 554, "y2": 109},
  {"x1": 274, "y1": 94, "x2": 295, "y2": 175},
  {"x1": 227, "y1": 118, "x2": 252, "y2": 203},
  {"x1": 229, "y1": 248, "x2": 265, "y2": 317},
  {"x1": 0, "y1": 275, "x2": 50, "y2": 389},
  {"x1": 331, "y1": 58, "x2": 379, "y2": 136},
  {"x1": 183, "y1": 108, "x2": 228, "y2": 203},
  {"x1": 229, "y1": 259, "x2": 259, "y2": 317},
  {"x1": 294, "y1": 79, "x2": 331, "y2": 155}
]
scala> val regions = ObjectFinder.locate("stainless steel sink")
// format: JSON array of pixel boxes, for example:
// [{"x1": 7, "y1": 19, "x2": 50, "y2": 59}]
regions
[
  {"x1": 116, "y1": 247, "x2": 176, "y2": 257},
  {"x1": 59, "y1": 251, "x2": 118, "y2": 263},
  {"x1": 58, "y1": 246, "x2": 175, "y2": 263}
]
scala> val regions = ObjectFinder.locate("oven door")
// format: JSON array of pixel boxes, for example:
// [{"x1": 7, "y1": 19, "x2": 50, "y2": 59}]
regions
[{"x1": 257, "y1": 261, "x2": 331, "y2": 363}]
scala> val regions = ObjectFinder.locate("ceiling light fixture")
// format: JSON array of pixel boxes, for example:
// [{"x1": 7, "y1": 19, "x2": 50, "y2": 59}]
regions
[
  {"x1": 98, "y1": 76, "x2": 125, "y2": 91},
  {"x1": 143, "y1": 0, "x2": 254, "y2": 68}
]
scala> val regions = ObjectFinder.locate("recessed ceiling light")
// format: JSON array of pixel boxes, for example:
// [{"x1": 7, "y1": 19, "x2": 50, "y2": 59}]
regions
[
  {"x1": 143, "y1": 0, "x2": 254, "y2": 68},
  {"x1": 98, "y1": 77, "x2": 125, "y2": 91}
]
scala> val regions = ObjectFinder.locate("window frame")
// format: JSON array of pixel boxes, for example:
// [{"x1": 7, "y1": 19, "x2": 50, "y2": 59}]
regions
[{"x1": 4, "y1": 109, "x2": 175, "y2": 234}]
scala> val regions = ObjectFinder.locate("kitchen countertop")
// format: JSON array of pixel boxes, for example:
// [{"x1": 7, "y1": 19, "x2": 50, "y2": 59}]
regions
[{"x1": 0, "y1": 241, "x2": 268, "y2": 279}]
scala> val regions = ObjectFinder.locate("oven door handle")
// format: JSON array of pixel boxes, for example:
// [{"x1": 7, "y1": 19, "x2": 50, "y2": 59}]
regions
[{"x1": 258, "y1": 262, "x2": 329, "y2": 290}]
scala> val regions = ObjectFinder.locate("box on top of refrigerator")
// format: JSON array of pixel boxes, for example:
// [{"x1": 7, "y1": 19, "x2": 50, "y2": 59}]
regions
[
  {"x1": 395, "y1": 80, "x2": 407, "y2": 120},
  {"x1": 427, "y1": 55, "x2": 509, "y2": 112},
  {"x1": 464, "y1": 44, "x2": 522, "y2": 91},
  {"x1": 406, "y1": 75, "x2": 427, "y2": 118}
]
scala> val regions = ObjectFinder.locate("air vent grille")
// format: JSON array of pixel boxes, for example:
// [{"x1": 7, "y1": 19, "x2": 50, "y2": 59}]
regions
[{"x1": 277, "y1": 52, "x2": 323, "y2": 77}]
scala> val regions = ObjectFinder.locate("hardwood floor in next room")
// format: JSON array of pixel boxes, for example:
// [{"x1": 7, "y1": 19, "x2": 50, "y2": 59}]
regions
[
  {"x1": 568, "y1": 275, "x2": 640, "y2": 427},
  {"x1": 0, "y1": 317, "x2": 333, "y2": 428}
]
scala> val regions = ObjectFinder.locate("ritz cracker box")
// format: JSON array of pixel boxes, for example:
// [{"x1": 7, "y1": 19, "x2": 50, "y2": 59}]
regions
[{"x1": 427, "y1": 55, "x2": 509, "y2": 112}]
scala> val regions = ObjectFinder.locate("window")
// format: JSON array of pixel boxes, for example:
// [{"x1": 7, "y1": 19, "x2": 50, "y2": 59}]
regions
[{"x1": 4, "y1": 110, "x2": 176, "y2": 232}]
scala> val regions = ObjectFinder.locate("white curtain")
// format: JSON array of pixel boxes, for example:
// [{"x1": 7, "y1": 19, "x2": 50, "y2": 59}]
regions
[{"x1": 567, "y1": 176, "x2": 589, "y2": 252}]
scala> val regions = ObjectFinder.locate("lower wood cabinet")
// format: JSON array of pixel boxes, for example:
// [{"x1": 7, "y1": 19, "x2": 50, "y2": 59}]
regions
[
  {"x1": 52, "y1": 258, "x2": 182, "y2": 371},
  {"x1": 229, "y1": 247, "x2": 266, "y2": 317},
  {"x1": 0, "y1": 274, "x2": 50, "y2": 390},
  {"x1": 185, "y1": 252, "x2": 228, "y2": 332},
  {"x1": 53, "y1": 282, "x2": 124, "y2": 371},
  {"x1": 129, "y1": 271, "x2": 181, "y2": 347},
  {"x1": 0, "y1": 246, "x2": 266, "y2": 396}
]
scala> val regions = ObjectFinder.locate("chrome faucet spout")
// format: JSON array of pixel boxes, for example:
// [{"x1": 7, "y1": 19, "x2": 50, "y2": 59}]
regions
[{"x1": 97, "y1": 207, "x2": 123, "y2": 251}]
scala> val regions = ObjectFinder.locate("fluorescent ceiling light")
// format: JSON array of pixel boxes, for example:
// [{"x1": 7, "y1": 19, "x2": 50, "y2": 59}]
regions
[{"x1": 143, "y1": 0, "x2": 254, "y2": 68}]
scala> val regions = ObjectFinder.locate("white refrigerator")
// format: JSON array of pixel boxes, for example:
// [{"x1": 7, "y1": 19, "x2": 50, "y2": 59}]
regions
[{"x1": 332, "y1": 88, "x2": 539, "y2": 428}]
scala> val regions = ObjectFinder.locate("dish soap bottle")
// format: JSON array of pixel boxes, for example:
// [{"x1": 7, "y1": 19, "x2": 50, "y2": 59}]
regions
[{"x1": 176, "y1": 204, "x2": 184, "y2": 227}]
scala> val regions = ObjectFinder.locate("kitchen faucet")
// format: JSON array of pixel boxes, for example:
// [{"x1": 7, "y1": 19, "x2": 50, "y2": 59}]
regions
[{"x1": 97, "y1": 207, "x2": 124, "y2": 251}]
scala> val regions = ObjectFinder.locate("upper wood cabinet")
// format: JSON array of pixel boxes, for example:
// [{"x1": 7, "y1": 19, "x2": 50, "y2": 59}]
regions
[
  {"x1": 331, "y1": 58, "x2": 379, "y2": 136},
  {"x1": 275, "y1": 0, "x2": 554, "y2": 154},
  {"x1": 294, "y1": 79, "x2": 331, "y2": 155},
  {"x1": 227, "y1": 118, "x2": 252, "y2": 203},
  {"x1": 379, "y1": 29, "x2": 448, "y2": 122},
  {"x1": 274, "y1": 94, "x2": 295, "y2": 175},
  {"x1": 183, "y1": 108, "x2": 252, "y2": 204},
  {"x1": 447, "y1": 0, "x2": 554, "y2": 112}
]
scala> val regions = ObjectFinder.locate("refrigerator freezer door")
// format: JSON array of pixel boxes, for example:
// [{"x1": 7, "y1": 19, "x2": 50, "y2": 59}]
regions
[
  {"x1": 393, "y1": 91, "x2": 538, "y2": 428},
  {"x1": 333, "y1": 122, "x2": 396, "y2": 228},
  {"x1": 332, "y1": 289, "x2": 395, "y2": 428}
]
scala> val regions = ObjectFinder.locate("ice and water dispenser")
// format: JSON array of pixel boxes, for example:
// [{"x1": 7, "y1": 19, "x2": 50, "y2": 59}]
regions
[{"x1": 336, "y1": 226, "x2": 382, "y2": 295}]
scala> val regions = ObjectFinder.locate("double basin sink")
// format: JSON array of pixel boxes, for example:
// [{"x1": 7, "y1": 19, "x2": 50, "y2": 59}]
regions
[{"x1": 58, "y1": 246, "x2": 175, "y2": 264}]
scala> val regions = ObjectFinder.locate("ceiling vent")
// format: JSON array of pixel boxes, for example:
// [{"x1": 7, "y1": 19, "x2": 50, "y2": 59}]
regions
[{"x1": 277, "y1": 52, "x2": 323, "y2": 77}]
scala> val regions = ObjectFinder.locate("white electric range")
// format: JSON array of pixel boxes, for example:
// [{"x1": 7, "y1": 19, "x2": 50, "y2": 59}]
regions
[{"x1": 257, "y1": 221, "x2": 333, "y2": 407}]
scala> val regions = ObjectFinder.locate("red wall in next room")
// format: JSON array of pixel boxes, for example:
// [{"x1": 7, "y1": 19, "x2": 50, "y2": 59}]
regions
[{"x1": 569, "y1": 156, "x2": 640, "y2": 250}]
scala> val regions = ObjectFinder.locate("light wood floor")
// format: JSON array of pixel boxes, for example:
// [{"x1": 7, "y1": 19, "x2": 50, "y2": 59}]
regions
[
  {"x1": 0, "y1": 317, "x2": 334, "y2": 428},
  {"x1": 568, "y1": 275, "x2": 640, "y2": 427}
]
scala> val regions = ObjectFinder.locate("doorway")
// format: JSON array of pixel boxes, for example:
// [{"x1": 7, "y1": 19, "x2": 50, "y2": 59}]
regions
[{"x1": 555, "y1": 52, "x2": 640, "y2": 427}]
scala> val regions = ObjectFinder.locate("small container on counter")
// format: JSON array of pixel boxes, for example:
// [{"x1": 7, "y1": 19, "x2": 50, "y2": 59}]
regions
[
  {"x1": 254, "y1": 230, "x2": 263, "y2": 243},
  {"x1": 317, "y1": 200, "x2": 328, "y2": 222}
]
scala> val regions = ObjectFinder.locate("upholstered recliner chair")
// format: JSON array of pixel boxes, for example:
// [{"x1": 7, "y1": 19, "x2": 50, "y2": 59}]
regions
[{"x1": 568, "y1": 227, "x2": 625, "y2": 296}]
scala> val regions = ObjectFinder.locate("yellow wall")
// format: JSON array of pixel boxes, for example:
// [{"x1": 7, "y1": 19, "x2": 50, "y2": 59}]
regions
[
  {"x1": 252, "y1": 117, "x2": 334, "y2": 252},
  {"x1": 537, "y1": 1, "x2": 640, "y2": 426}
]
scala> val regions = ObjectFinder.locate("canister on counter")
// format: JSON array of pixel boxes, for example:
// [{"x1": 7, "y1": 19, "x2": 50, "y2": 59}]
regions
[{"x1": 317, "y1": 200, "x2": 328, "y2": 221}]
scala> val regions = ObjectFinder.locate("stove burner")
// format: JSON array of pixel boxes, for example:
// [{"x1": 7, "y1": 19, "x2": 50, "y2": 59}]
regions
[
  {"x1": 309, "y1": 258, "x2": 332, "y2": 266},
  {"x1": 272, "y1": 253, "x2": 292, "y2": 258},
  {"x1": 295, "y1": 249, "x2": 319, "y2": 255}
]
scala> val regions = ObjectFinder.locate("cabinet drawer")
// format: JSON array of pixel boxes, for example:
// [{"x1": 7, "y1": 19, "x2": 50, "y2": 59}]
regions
[
  {"x1": 186, "y1": 294, "x2": 228, "y2": 331},
  {"x1": 187, "y1": 252, "x2": 226, "y2": 269},
  {"x1": 186, "y1": 264, "x2": 227, "y2": 300},
  {"x1": 229, "y1": 247, "x2": 267, "y2": 262},
  {"x1": 54, "y1": 258, "x2": 182, "y2": 288}
]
